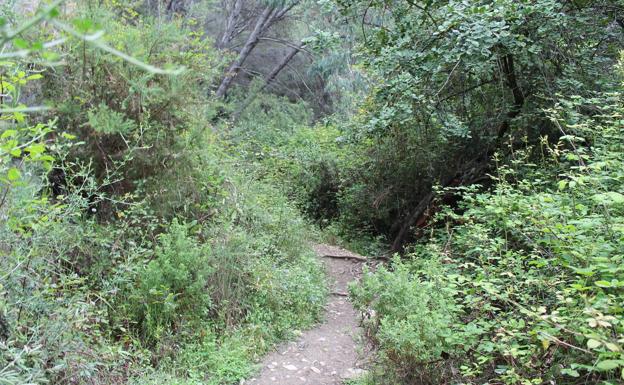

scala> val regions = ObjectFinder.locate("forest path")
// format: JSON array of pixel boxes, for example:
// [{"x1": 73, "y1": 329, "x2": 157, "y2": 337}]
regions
[{"x1": 244, "y1": 244, "x2": 369, "y2": 385}]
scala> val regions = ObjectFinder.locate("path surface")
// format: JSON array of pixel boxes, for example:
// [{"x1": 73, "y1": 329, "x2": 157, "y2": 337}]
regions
[{"x1": 245, "y1": 244, "x2": 367, "y2": 385}]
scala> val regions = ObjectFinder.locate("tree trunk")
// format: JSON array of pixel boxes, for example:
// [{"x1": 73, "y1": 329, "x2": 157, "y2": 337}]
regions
[
  {"x1": 216, "y1": 5, "x2": 275, "y2": 98},
  {"x1": 390, "y1": 157, "x2": 492, "y2": 252},
  {"x1": 497, "y1": 54, "x2": 525, "y2": 140},
  {"x1": 218, "y1": 0, "x2": 244, "y2": 49},
  {"x1": 234, "y1": 42, "x2": 304, "y2": 117},
  {"x1": 391, "y1": 191, "x2": 435, "y2": 252}
]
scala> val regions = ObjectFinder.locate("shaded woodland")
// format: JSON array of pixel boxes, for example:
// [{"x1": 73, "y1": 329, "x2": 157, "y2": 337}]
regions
[{"x1": 1, "y1": 1, "x2": 623, "y2": 384}]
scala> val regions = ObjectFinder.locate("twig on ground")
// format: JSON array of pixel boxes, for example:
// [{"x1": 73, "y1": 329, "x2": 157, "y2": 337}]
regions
[{"x1": 321, "y1": 254, "x2": 368, "y2": 262}]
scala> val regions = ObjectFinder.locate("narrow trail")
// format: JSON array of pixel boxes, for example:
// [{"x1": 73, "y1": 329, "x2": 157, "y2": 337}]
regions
[{"x1": 245, "y1": 244, "x2": 369, "y2": 385}]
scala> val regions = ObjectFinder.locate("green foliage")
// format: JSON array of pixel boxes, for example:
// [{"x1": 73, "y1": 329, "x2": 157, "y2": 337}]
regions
[
  {"x1": 131, "y1": 220, "x2": 213, "y2": 345},
  {"x1": 87, "y1": 102, "x2": 136, "y2": 135},
  {"x1": 40, "y1": 2, "x2": 222, "y2": 209},
  {"x1": 6, "y1": 1, "x2": 623, "y2": 385},
  {"x1": 350, "y1": 85, "x2": 624, "y2": 384},
  {"x1": 1, "y1": 3, "x2": 327, "y2": 385},
  {"x1": 351, "y1": 256, "x2": 461, "y2": 383},
  {"x1": 232, "y1": 93, "x2": 341, "y2": 221},
  {"x1": 330, "y1": 0, "x2": 623, "y2": 244},
  {"x1": 230, "y1": 92, "x2": 389, "y2": 255}
]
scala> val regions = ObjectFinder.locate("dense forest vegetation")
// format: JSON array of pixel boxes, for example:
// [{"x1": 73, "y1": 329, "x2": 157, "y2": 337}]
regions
[{"x1": 0, "y1": 0, "x2": 623, "y2": 384}]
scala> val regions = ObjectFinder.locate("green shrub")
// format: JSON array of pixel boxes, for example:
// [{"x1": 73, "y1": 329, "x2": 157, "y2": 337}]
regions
[
  {"x1": 351, "y1": 86, "x2": 624, "y2": 384},
  {"x1": 351, "y1": 255, "x2": 462, "y2": 383},
  {"x1": 231, "y1": 95, "x2": 378, "y2": 246},
  {"x1": 1, "y1": 4, "x2": 327, "y2": 385},
  {"x1": 130, "y1": 219, "x2": 213, "y2": 345},
  {"x1": 40, "y1": 1, "x2": 223, "y2": 218}
]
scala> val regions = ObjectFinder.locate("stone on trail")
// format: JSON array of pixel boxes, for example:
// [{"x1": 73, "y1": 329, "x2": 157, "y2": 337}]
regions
[{"x1": 340, "y1": 368, "x2": 367, "y2": 379}]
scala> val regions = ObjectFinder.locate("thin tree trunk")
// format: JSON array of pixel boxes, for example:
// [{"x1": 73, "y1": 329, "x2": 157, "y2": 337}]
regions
[
  {"x1": 216, "y1": 5, "x2": 275, "y2": 98},
  {"x1": 234, "y1": 42, "x2": 304, "y2": 117},
  {"x1": 263, "y1": 43, "x2": 303, "y2": 86},
  {"x1": 391, "y1": 192, "x2": 435, "y2": 252},
  {"x1": 218, "y1": 0, "x2": 243, "y2": 49},
  {"x1": 497, "y1": 54, "x2": 525, "y2": 141},
  {"x1": 390, "y1": 157, "x2": 492, "y2": 252}
]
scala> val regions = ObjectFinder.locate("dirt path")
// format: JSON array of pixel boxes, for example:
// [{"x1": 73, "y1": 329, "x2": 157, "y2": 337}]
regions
[{"x1": 244, "y1": 244, "x2": 368, "y2": 385}]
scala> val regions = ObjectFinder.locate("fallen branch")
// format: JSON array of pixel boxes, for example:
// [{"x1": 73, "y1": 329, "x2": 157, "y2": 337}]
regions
[{"x1": 321, "y1": 254, "x2": 368, "y2": 262}]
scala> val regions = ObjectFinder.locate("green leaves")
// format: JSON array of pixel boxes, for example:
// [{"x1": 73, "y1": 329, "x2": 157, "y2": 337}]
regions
[
  {"x1": 349, "y1": 87, "x2": 624, "y2": 383},
  {"x1": 25, "y1": 143, "x2": 45, "y2": 156},
  {"x1": 588, "y1": 339, "x2": 602, "y2": 349},
  {"x1": 595, "y1": 360, "x2": 624, "y2": 372},
  {"x1": 561, "y1": 368, "x2": 580, "y2": 377},
  {"x1": 328, "y1": 0, "x2": 622, "y2": 257},
  {"x1": 350, "y1": 256, "x2": 461, "y2": 367},
  {"x1": 71, "y1": 18, "x2": 96, "y2": 34},
  {"x1": 87, "y1": 103, "x2": 136, "y2": 135},
  {"x1": 7, "y1": 167, "x2": 21, "y2": 181},
  {"x1": 592, "y1": 192, "x2": 624, "y2": 207}
]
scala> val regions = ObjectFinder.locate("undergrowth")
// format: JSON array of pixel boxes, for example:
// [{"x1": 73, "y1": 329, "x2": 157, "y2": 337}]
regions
[
  {"x1": 0, "y1": 3, "x2": 325, "y2": 384},
  {"x1": 231, "y1": 92, "x2": 387, "y2": 256},
  {"x1": 350, "y1": 80, "x2": 624, "y2": 384}
]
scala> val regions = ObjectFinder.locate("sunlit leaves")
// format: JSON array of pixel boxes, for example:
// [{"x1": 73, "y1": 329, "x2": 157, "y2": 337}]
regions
[{"x1": 6, "y1": 167, "x2": 20, "y2": 181}]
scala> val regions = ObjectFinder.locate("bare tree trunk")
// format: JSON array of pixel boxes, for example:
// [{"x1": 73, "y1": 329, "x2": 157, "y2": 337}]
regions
[
  {"x1": 215, "y1": 1, "x2": 301, "y2": 99},
  {"x1": 216, "y1": 5, "x2": 276, "y2": 98},
  {"x1": 234, "y1": 42, "x2": 304, "y2": 117},
  {"x1": 263, "y1": 43, "x2": 303, "y2": 86},
  {"x1": 218, "y1": 0, "x2": 244, "y2": 49}
]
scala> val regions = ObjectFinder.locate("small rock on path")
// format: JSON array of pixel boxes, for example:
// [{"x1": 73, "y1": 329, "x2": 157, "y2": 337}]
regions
[{"x1": 244, "y1": 244, "x2": 367, "y2": 385}]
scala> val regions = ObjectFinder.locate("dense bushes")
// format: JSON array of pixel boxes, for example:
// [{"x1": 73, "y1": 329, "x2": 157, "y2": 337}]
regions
[
  {"x1": 4, "y1": 1, "x2": 624, "y2": 384},
  {"x1": 231, "y1": 0, "x2": 624, "y2": 255},
  {"x1": 352, "y1": 257, "x2": 459, "y2": 383},
  {"x1": 350, "y1": 85, "x2": 624, "y2": 384},
  {"x1": 130, "y1": 220, "x2": 213, "y2": 345},
  {"x1": 0, "y1": 3, "x2": 325, "y2": 384},
  {"x1": 230, "y1": 94, "x2": 391, "y2": 253},
  {"x1": 330, "y1": 0, "x2": 623, "y2": 249},
  {"x1": 40, "y1": 2, "x2": 223, "y2": 220}
]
